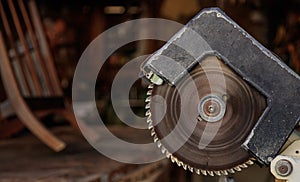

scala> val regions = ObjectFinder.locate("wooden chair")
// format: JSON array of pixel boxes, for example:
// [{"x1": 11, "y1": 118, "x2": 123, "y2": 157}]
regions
[{"x1": 0, "y1": 0, "x2": 79, "y2": 151}]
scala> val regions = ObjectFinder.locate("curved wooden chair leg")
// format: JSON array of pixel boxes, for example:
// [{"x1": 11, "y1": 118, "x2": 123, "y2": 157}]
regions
[
  {"x1": 13, "y1": 102, "x2": 66, "y2": 151},
  {"x1": 0, "y1": 32, "x2": 66, "y2": 151}
]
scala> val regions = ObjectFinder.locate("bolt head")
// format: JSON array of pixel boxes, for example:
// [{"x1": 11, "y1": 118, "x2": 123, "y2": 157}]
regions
[{"x1": 275, "y1": 159, "x2": 293, "y2": 177}]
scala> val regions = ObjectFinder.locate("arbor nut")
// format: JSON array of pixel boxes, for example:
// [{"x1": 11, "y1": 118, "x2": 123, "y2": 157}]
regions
[{"x1": 275, "y1": 159, "x2": 293, "y2": 177}]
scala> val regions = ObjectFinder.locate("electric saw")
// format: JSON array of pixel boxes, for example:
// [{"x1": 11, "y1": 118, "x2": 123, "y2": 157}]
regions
[{"x1": 141, "y1": 8, "x2": 300, "y2": 177}]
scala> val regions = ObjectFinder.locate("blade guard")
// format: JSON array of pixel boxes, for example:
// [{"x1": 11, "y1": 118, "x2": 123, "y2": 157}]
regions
[{"x1": 141, "y1": 7, "x2": 300, "y2": 165}]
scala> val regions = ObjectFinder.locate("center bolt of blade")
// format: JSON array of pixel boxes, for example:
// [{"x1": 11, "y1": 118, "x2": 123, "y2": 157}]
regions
[{"x1": 198, "y1": 94, "x2": 226, "y2": 122}]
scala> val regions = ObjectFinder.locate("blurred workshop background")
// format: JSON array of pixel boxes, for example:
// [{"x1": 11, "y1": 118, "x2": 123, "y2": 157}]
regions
[
  {"x1": 38, "y1": 0, "x2": 300, "y2": 124},
  {"x1": 0, "y1": 0, "x2": 299, "y2": 181}
]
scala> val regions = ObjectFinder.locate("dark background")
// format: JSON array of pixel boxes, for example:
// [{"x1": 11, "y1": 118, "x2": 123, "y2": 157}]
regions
[{"x1": 36, "y1": 0, "x2": 300, "y2": 124}]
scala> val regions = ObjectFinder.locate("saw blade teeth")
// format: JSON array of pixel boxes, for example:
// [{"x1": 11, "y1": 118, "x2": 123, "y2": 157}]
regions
[
  {"x1": 144, "y1": 84, "x2": 255, "y2": 176},
  {"x1": 176, "y1": 160, "x2": 181, "y2": 167},
  {"x1": 151, "y1": 128, "x2": 156, "y2": 137},
  {"x1": 148, "y1": 123, "x2": 153, "y2": 130},
  {"x1": 200, "y1": 170, "x2": 207, "y2": 176},
  {"x1": 170, "y1": 155, "x2": 176, "y2": 163},
  {"x1": 145, "y1": 103, "x2": 150, "y2": 109},
  {"x1": 153, "y1": 135, "x2": 159, "y2": 142},
  {"x1": 227, "y1": 168, "x2": 235, "y2": 174},
  {"x1": 166, "y1": 151, "x2": 171, "y2": 158},
  {"x1": 146, "y1": 90, "x2": 152, "y2": 96},
  {"x1": 246, "y1": 159, "x2": 254, "y2": 165},
  {"x1": 160, "y1": 146, "x2": 166, "y2": 154},
  {"x1": 214, "y1": 171, "x2": 221, "y2": 176},
  {"x1": 207, "y1": 171, "x2": 214, "y2": 176},
  {"x1": 195, "y1": 169, "x2": 200, "y2": 175},
  {"x1": 234, "y1": 166, "x2": 242, "y2": 171},
  {"x1": 145, "y1": 110, "x2": 151, "y2": 117},
  {"x1": 182, "y1": 163, "x2": 187, "y2": 170},
  {"x1": 150, "y1": 128, "x2": 155, "y2": 136},
  {"x1": 239, "y1": 163, "x2": 248, "y2": 168},
  {"x1": 188, "y1": 166, "x2": 193, "y2": 173},
  {"x1": 145, "y1": 96, "x2": 151, "y2": 103},
  {"x1": 221, "y1": 170, "x2": 228, "y2": 175},
  {"x1": 174, "y1": 157, "x2": 179, "y2": 165},
  {"x1": 147, "y1": 117, "x2": 152, "y2": 124},
  {"x1": 156, "y1": 140, "x2": 162, "y2": 148}
]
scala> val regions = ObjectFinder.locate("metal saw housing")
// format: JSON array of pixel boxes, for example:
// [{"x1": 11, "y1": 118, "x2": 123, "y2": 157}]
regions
[{"x1": 141, "y1": 8, "x2": 300, "y2": 166}]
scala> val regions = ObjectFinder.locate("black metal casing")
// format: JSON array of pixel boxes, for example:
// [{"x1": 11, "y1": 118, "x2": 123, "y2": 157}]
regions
[{"x1": 141, "y1": 8, "x2": 300, "y2": 165}]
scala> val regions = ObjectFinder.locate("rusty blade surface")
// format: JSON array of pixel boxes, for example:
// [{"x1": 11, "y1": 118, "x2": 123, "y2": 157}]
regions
[{"x1": 148, "y1": 56, "x2": 266, "y2": 174}]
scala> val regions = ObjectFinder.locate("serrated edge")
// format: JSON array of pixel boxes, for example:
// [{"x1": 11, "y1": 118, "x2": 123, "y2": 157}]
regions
[{"x1": 145, "y1": 84, "x2": 255, "y2": 176}]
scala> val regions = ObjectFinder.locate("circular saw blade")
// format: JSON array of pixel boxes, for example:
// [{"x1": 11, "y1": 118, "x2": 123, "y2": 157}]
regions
[{"x1": 145, "y1": 56, "x2": 266, "y2": 176}]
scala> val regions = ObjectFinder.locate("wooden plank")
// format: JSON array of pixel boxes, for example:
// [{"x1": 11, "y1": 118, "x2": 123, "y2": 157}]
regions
[{"x1": 0, "y1": 126, "x2": 133, "y2": 181}]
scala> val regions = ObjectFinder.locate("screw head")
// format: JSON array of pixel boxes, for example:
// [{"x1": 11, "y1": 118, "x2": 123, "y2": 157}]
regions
[{"x1": 275, "y1": 159, "x2": 293, "y2": 177}]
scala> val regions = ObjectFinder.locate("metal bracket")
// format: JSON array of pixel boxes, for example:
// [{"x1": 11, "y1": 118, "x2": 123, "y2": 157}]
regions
[
  {"x1": 271, "y1": 140, "x2": 300, "y2": 182},
  {"x1": 141, "y1": 8, "x2": 300, "y2": 165}
]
